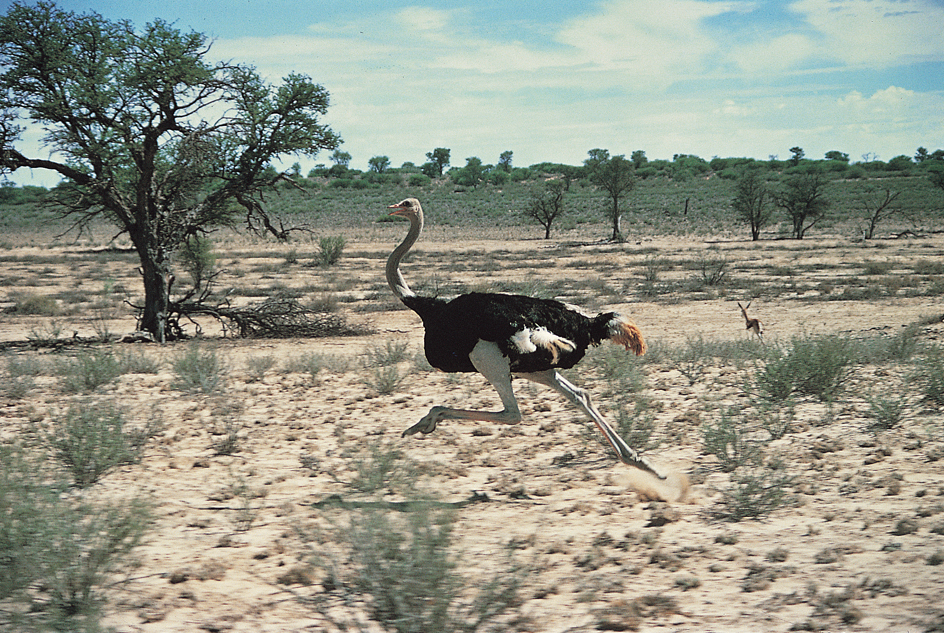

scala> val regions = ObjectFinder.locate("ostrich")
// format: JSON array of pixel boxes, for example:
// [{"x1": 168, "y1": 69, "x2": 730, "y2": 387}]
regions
[{"x1": 386, "y1": 198, "x2": 664, "y2": 479}]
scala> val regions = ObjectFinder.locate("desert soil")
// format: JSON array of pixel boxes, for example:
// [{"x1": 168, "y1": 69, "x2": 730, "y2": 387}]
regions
[{"x1": 1, "y1": 227, "x2": 943, "y2": 632}]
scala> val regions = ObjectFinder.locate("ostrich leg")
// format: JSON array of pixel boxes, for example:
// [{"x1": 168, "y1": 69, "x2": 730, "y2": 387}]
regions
[
  {"x1": 402, "y1": 341, "x2": 522, "y2": 436},
  {"x1": 523, "y1": 370, "x2": 666, "y2": 479}
]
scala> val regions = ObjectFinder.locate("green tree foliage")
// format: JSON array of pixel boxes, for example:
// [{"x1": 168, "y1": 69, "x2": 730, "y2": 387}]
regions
[
  {"x1": 789, "y1": 146, "x2": 805, "y2": 167},
  {"x1": 886, "y1": 154, "x2": 915, "y2": 172},
  {"x1": 452, "y1": 156, "x2": 486, "y2": 189},
  {"x1": 773, "y1": 170, "x2": 831, "y2": 239},
  {"x1": 0, "y1": 2, "x2": 340, "y2": 342},
  {"x1": 498, "y1": 150, "x2": 513, "y2": 172},
  {"x1": 368, "y1": 155, "x2": 391, "y2": 174},
  {"x1": 732, "y1": 166, "x2": 770, "y2": 241},
  {"x1": 424, "y1": 147, "x2": 450, "y2": 177},
  {"x1": 825, "y1": 150, "x2": 849, "y2": 162},
  {"x1": 331, "y1": 150, "x2": 352, "y2": 168},
  {"x1": 523, "y1": 179, "x2": 568, "y2": 239}
]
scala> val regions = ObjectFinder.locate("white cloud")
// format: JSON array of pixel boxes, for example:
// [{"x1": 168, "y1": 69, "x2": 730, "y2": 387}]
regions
[
  {"x1": 792, "y1": 0, "x2": 944, "y2": 68},
  {"x1": 556, "y1": 0, "x2": 737, "y2": 83},
  {"x1": 730, "y1": 32, "x2": 818, "y2": 74}
]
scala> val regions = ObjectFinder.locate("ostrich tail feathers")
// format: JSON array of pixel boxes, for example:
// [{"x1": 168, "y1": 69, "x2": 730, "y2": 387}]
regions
[{"x1": 608, "y1": 315, "x2": 646, "y2": 356}]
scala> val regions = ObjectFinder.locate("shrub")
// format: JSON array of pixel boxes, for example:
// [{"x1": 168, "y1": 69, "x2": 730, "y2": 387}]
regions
[
  {"x1": 409, "y1": 173, "x2": 431, "y2": 187},
  {"x1": 171, "y1": 344, "x2": 228, "y2": 394},
  {"x1": 366, "y1": 339, "x2": 411, "y2": 366},
  {"x1": 58, "y1": 348, "x2": 123, "y2": 393},
  {"x1": 711, "y1": 466, "x2": 796, "y2": 521},
  {"x1": 317, "y1": 235, "x2": 346, "y2": 266},
  {"x1": 915, "y1": 347, "x2": 944, "y2": 407},
  {"x1": 756, "y1": 335, "x2": 855, "y2": 402},
  {"x1": 283, "y1": 351, "x2": 328, "y2": 381},
  {"x1": 116, "y1": 348, "x2": 162, "y2": 374},
  {"x1": 175, "y1": 235, "x2": 217, "y2": 289},
  {"x1": 701, "y1": 409, "x2": 762, "y2": 472},
  {"x1": 309, "y1": 446, "x2": 523, "y2": 632},
  {"x1": 864, "y1": 391, "x2": 909, "y2": 431},
  {"x1": 367, "y1": 364, "x2": 405, "y2": 395},
  {"x1": 0, "y1": 445, "x2": 152, "y2": 631},
  {"x1": 11, "y1": 292, "x2": 61, "y2": 315},
  {"x1": 2, "y1": 353, "x2": 43, "y2": 399},
  {"x1": 42, "y1": 401, "x2": 151, "y2": 487},
  {"x1": 244, "y1": 354, "x2": 276, "y2": 382}
]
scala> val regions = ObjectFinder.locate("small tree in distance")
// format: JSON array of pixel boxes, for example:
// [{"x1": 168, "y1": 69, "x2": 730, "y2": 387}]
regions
[
  {"x1": 773, "y1": 171, "x2": 831, "y2": 239},
  {"x1": 368, "y1": 155, "x2": 390, "y2": 174},
  {"x1": 498, "y1": 150, "x2": 513, "y2": 172},
  {"x1": 859, "y1": 187, "x2": 903, "y2": 239},
  {"x1": 587, "y1": 152, "x2": 635, "y2": 242},
  {"x1": 523, "y1": 179, "x2": 568, "y2": 239},
  {"x1": 424, "y1": 148, "x2": 450, "y2": 177},
  {"x1": 732, "y1": 166, "x2": 770, "y2": 241}
]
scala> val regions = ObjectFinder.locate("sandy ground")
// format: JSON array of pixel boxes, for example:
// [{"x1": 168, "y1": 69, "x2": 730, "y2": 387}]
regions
[{"x1": 1, "y1": 229, "x2": 943, "y2": 632}]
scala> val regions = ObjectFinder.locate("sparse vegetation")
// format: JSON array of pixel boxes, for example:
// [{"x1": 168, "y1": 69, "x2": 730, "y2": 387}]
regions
[
  {"x1": 0, "y1": 444, "x2": 152, "y2": 631},
  {"x1": 40, "y1": 401, "x2": 155, "y2": 488},
  {"x1": 0, "y1": 164, "x2": 941, "y2": 631},
  {"x1": 711, "y1": 466, "x2": 796, "y2": 521},
  {"x1": 57, "y1": 348, "x2": 123, "y2": 393},
  {"x1": 306, "y1": 444, "x2": 524, "y2": 633},
  {"x1": 171, "y1": 343, "x2": 228, "y2": 394}
]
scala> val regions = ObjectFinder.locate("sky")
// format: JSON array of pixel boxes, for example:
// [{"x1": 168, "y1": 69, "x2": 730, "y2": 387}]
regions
[{"x1": 6, "y1": 0, "x2": 944, "y2": 187}]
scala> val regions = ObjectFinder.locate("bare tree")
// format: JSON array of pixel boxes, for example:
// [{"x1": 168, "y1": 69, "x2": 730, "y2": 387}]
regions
[
  {"x1": 859, "y1": 187, "x2": 903, "y2": 239},
  {"x1": 523, "y1": 180, "x2": 568, "y2": 239}
]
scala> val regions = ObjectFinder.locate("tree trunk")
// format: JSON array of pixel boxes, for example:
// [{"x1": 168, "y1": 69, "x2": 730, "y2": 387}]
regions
[
  {"x1": 611, "y1": 200, "x2": 623, "y2": 242},
  {"x1": 136, "y1": 244, "x2": 174, "y2": 343}
]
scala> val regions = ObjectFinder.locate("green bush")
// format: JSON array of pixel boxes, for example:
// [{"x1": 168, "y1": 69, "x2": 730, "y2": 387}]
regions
[
  {"x1": 916, "y1": 347, "x2": 944, "y2": 407},
  {"x1": 310, "y1": 446, "x2": 523, "y2": 632},
  {"x1": 171, "y1": 344, "x2": 228, "y2": 394},
  {"x1": 711, "y1": 466, "x2": 796, "y2": 522},
  {"x1": 176, "y1": 235, "x2": 217, "y2": 289},
  {"x1": 864, "y1": 391, "x2": 909, "y2": 431},
  {"x1": 43, "y1": 401, "x2": 147, "y2": 487},
  {"x1": 756, "y1": 335, "x2": 855, "y2": 402},
  {"x1": 317, "y1": 235, "x2": 346, "y2": 266},
  {"x1": 409, "y1": 173, "x2": 431, "y2": 187},
  {"x1": 701, "y1": 409, "x2": 762, "y2": 472},
  {"x1": 12, "y1": 293, "x2": 61, "y2": 316},
  {"x1": 58, "y1": 348, "x2": 123, "y2": 393},
  {"x1": 0, "y1": 444, "x2": 152, "y2": 631}
]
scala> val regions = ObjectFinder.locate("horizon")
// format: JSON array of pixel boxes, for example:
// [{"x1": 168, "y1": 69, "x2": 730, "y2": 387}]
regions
[{"x1": 5, "y1": 0, "x2": 944, "y2": 188}]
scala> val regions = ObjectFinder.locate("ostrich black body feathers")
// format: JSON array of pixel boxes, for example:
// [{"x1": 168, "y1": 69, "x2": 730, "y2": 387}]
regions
[{"x1": 404, "y1": 292, "x2": 619, "y2": 374}]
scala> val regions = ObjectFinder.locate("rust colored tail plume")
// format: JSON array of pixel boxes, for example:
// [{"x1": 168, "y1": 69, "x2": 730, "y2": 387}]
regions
[{"x1": 609, "y1": 315, "x2": 646, "y2": 356}]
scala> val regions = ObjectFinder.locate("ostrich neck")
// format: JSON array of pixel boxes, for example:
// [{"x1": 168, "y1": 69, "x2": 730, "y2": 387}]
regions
[{"x1": 386, "y1": 210, "x2": 422, "y2": 300}]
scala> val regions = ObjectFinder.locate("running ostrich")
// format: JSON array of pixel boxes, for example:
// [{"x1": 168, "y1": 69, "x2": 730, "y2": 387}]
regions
[{"x1": 386, "y1": 198, "x2": 664, "y2": 479}]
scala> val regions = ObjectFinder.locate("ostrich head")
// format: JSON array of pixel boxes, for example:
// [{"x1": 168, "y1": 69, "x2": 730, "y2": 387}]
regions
[{"x1": 388, "y1": 198, "x2": 422, "y2": 219}]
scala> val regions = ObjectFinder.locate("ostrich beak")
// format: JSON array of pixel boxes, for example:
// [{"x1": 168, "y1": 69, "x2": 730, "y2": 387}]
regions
[{"x1": 388, "y1": 202, "x2": 408, "y2": 217}]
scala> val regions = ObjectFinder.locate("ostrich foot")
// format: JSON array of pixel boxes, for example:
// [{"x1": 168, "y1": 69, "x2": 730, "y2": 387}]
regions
[
  {"x1": 401, "y1": 407, "x2": 446, "y2": 437},
  {"x1": 619, "y1": 453, "x2": 667, "y2": 480}
]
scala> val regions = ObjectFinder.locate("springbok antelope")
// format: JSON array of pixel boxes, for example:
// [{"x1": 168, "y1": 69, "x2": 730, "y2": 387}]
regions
[{"x1": 738, "y1": 301, "x2": 763, "y2": 342}]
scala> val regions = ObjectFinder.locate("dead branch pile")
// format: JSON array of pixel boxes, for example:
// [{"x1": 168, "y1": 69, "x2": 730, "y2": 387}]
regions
[{"x1": 178, "y1": 298, "x2": 367, "y2": 339}]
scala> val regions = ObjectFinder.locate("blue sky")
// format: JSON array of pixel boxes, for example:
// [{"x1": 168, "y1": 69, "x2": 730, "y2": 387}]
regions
[{"x1": 8, "y1": 0, "x2": 944, "y2": 185}]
